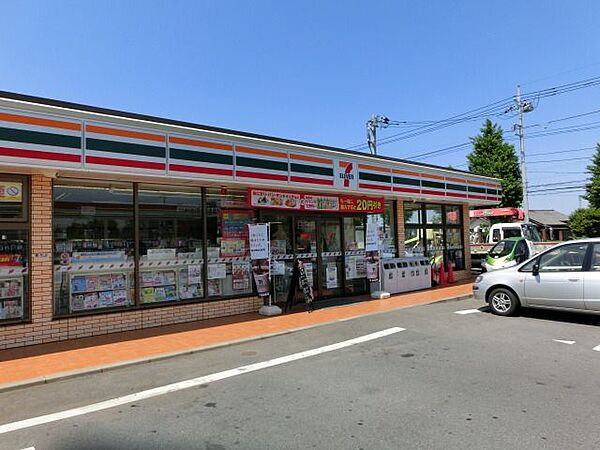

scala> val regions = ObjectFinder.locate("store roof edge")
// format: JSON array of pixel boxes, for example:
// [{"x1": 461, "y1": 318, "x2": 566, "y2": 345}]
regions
[{"x1": 0, "y1": 90, "x2": 499, "y2": 182}]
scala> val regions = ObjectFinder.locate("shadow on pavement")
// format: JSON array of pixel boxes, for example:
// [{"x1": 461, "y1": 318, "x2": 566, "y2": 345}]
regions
[
  {"x1": 519, "y1": 308, "x2": 600, "y2": 327},
  {"x1": 481, "y1": 305, "x2": 600, "y2": 327}
]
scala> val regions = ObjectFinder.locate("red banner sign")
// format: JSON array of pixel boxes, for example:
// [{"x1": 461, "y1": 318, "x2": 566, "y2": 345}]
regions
[
  {"x1": 248, "y1": 189, "x2": 384, "y2": 214},
  {"x1": 339, "y1": 196, "x2": 384, "y2": 213}
]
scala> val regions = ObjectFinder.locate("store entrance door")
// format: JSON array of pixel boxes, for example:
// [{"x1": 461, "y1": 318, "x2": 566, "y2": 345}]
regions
[
  {"x1": 318, "y1": 217, "x2": 344, "y2": 299},
  {"x1": 295, "y1": 216, "x2": 343, "y2": 300},
  {"x1": 294, "y1": 216, "x2": 319, "y2": 299},
  {"x1": 264, "y1": 212, "x2": 366, "y2": 304}
]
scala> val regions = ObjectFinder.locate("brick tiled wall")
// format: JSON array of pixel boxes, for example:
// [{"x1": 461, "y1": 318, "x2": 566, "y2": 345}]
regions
[
  {"x1": 462, "y1": 204, "x2": 472, "y2": 272},
  {"x1": 396, "y1": 200, "x2": 405, "y2": 255},
  {"x1": 452, "y1": 204, "x2": 473, "y2": 282},
  {"x1": 0, "y1": 175, "x2": 263, "y2": 350}
]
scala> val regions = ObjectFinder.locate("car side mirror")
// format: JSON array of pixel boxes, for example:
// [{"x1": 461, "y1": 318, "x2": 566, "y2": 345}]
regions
[{"x1": 532, "y1": 263, "x2": 540, "y2": 276}]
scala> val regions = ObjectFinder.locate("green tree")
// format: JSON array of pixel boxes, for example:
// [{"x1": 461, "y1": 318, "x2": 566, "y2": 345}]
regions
[
  {"x1": 568, "y1": 207, "x2": 600, "y2": 238},
  {"x1": 584, "y1": 143, "x2": 600, "y2": 208},
  {"x1": 467, "y1": 119, "x2": 523, "y2": 207}
]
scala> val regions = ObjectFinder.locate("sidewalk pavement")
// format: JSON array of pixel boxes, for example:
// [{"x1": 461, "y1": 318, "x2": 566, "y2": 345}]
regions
[{"x1": 0, "y1": 282, "x2": 474, "y2": 391}]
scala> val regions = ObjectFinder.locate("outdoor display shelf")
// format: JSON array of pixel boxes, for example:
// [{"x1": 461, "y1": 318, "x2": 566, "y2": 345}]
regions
[
  {"x1": 68, "y1": 269, "x2": 133, "y2": 312},
  {"x1": 0, "y1": 271, "x2": 25, "y2": 320},
  {"x1": 139, "y1": 260, "x2": 204, "y2": 302}
]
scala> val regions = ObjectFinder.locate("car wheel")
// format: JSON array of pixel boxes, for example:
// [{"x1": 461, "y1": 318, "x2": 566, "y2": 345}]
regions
[{"x1": 488, "y1": 287, "x2": 520, "y2": 316}]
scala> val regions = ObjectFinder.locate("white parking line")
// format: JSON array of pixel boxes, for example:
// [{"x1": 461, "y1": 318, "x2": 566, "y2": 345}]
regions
[
  {"x1": 20, "y1": 447, "x2": 35, "y2": 450},
  {"x1": 552, "y1": 339, "x2": 576, "y2": 345},
  {"x1": 0, "y1": 327, "x2": 405, "y2": 435},
  {"x1": 593, "y1": 345, "x2": 600, "y2": 352},
  {"x1": 454, "y1": 309, "x2": 481, "y2": 315}
]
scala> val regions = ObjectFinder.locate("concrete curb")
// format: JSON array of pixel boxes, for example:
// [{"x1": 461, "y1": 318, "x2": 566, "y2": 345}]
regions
[{"x1": 0, "y1": 293, "x2": 474, "y2": 393}]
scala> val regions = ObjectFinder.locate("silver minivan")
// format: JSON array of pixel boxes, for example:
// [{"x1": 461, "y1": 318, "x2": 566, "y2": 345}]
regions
[{"x1": 473, "y1": 238, "x2": 600, "y2": 316}]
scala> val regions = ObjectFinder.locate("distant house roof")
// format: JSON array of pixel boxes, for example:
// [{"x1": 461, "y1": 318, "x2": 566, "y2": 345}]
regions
[{"x1": 529, "y1": 210, "x2": 569, "y2": 227}]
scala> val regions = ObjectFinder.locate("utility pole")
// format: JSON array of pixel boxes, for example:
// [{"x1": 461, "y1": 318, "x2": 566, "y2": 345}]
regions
[
  {"x1": 514, "y1": 85, "x2": 534, "y2": 223},
  {"x1": 367, "y1": 115, "x2": 400, "y2": 155},
  {"x1": 367, "y1": 115, "x2": 378, "y2": 155}
]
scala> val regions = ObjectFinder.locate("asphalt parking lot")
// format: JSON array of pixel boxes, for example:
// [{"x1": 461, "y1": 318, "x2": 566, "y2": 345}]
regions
[{"x1": 1, "y1": 295, "x2": 600, "y2": 450}]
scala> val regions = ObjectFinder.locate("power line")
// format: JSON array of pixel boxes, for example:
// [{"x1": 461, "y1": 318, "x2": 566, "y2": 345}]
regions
[
  {"x1": 529, "y1": 190, "x2": 585, "y2": 197},
  {"x1": 414, "y1": 126, "x2": 596, "y2": 164},
  {"x1": 528, "y1": 155, "x2": 591, "y2": 164},
  {"x1": 527, "y1": 125, "x2": 600, "y2": 139},
  {"x1": 520, "y1": 75, "x2": 600, "y2": 103},
  {"x1": 529, "y1": 170, "x2": 588, "y2": 174},
  {"x1": 347, "y1": 97, "x2": 516, "y2": 151},
  {"x1": 396, "y1": 119, "x2": 597, "y2": 164},
  {"x1": 355, "y1": 74, "x2": 600, "y2": 152},
  {"x1": 528, "y1": 186, "x2": 586, "y2": 194},
  {"x1": 527, "y1": 146, "x2": 595, "y2": 157},
  {"x1": 525, "y1": 108, "x2": 600, "y2": 130},
  {"x1": 528, "y1": 179, "x2": 588, "y2": 188}
]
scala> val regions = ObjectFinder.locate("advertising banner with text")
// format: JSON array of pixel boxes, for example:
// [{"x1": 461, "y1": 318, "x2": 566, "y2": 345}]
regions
[{"x1": 248, "y1": 189, "x2": 384, "y2": 214}]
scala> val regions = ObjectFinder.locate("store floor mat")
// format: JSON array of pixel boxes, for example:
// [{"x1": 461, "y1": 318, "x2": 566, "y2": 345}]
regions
[{"x1": 0, "y1": 282, "x2": 473, "y2": 390}]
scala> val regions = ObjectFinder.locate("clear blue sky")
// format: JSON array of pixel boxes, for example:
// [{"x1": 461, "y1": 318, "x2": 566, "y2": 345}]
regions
[{"x1": 1, "y1": 1, "x2": 599, "y2": 214}]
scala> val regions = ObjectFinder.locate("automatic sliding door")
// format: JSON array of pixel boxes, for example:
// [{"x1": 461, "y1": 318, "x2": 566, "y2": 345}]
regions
[
  {"x1": 265, "y1": 214, "x2": 294, "y2": 305},
  {"x1": 343, "y1": 216, "x2": 367, "y2": 295},
  {"x1": 319, "y1": 218, "x2": 343, "y2": 298},
  {"x1": 295, "y1": 218, "x2": 318, "y2": 297}
]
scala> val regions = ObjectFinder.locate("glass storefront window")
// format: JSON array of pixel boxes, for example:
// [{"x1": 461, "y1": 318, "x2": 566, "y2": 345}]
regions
[
  {"x1": 0, "y1": 230, "x2": 29, "y2": 322},
  {"x1": 53, "y1": 180, "x2": 134, "y2": 315},
  {"x1": 405, "y1": 228, "x2": 424, "y2": 255},
  {"x1": 295, "y1": 219, "x2": 317, "y2": 254},
  {"x1": 206, "y1": 188, "x2": 255, "y2": 297},
  {"x1": 321, "y1": 219, "x2": 341, "y2": 253},
  {"x1": 368, "y1": 201, "x2": 397, "y2": 258},
  {"x1": 269, "y1": 217, "x2": 293, "y2": 256},
  {"x1": 50, "y1": 178, "x2": 426, "y2": 315},
  {"x1": 383, "y1": 201, "x2": 397, "y2": 257},
  {"x1": 295, "y1": 218, "x2": 317, "y2": 290},
  {"x1": 425, "y1": 228, "x2": 444, "y2": 263},
  {"x1": 343, "y1": 216, "x2": 365, "y2": 252},
  {"x1": 405, "y1": 203, "x2": 465, "y2": 270},
  {"x1": 320, "y1": 218, "x2": 343, "y2": 298},
  {"x1": 264, "y1": 214, "x2": 294, "y2": 304},
  {"x1": 445, "y1": 206, "x2": 461, "y2": 225},
  {"x1": 404, "y1": 203, "x2": 421, "y2": 225},
  {"x1": 425, "y1": 205, "x2": 443, "y2": 224},
  {"x1": 0, "y1": 174, "x2": 29, "y2": 323},
  {"x1": 344, "y1": 216, "x2": 367, "y2": 295},
  {"x1": 445, "y1": 228, "x2": 465, "y2": 270},
  {"x1": 0, "y1": 176, "x2": 27, "y2": 221},
  {"x1": 138, "y1": 185, "x2": 203, "y2": 304}
]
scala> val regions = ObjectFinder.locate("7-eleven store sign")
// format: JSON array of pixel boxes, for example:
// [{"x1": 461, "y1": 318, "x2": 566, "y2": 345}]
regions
[{"x1": 335, "y1": 160, "x2": 358, "y2": 190}]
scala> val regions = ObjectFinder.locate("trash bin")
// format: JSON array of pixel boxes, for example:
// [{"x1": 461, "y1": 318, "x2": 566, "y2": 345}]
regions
[
  {"x1": 407, "y1": 259, "x2": 418, "y2": 291},
  {"x1": 419, "y1": 258, "x2": 432, "y2": 289},
  {"x1": 397, "y1": 260, "x2": 409, "y2": 293},
  {"x1": 381, "y1": 261, "x2": 398, "y2": 293}
]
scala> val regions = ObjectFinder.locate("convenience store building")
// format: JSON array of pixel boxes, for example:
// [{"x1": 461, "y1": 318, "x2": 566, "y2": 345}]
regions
[{"x1": 0, "y1": 92, "x2": 501, "y2": 349}]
